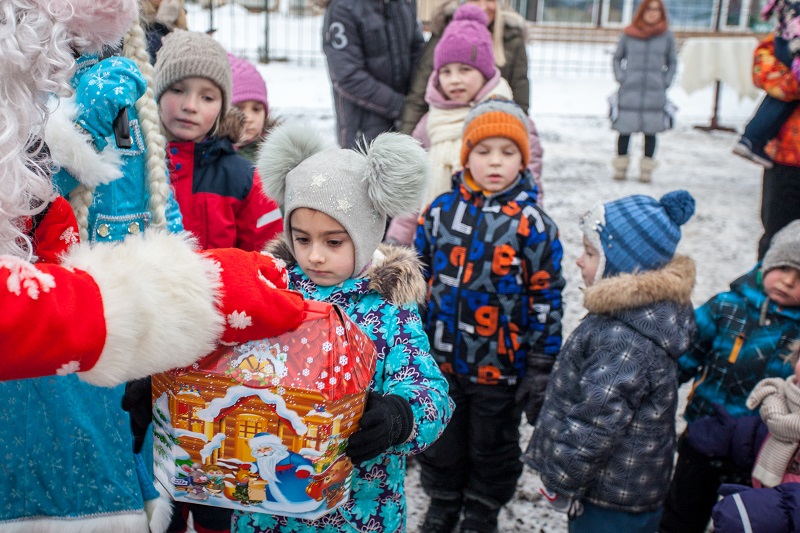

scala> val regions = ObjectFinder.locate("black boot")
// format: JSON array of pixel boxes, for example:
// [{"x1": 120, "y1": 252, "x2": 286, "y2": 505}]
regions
[
  {"x1": 420, "y1": 497, "x2": 463, "y2": 533},
  {"x1": 459, "y1": 497, "x2": 500, "y2": 533}
]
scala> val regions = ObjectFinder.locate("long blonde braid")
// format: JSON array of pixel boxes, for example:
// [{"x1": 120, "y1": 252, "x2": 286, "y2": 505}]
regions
[{"x1": 123, "y1": 17, "x2": 170, "y2": 230}]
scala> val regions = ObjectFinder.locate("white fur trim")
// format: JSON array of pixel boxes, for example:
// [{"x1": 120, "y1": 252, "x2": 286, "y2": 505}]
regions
[
  {"x1": 0, "y1": 511, "x2": 147, "y2": 533},
  {"x1": 45, "y1": 97, "x2": 123, "y2": 187},
  {"x1": 64, "y1": 231, "x2": 225, "y2": 386},
  {"x1": 146, "y1": 483, "x2": 174, "y2": 533}
]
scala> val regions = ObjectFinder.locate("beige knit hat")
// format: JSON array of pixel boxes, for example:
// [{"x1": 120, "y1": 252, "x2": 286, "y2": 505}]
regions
[{"x1": 154, "y1": 30, "x2": 232, "y2": 115}]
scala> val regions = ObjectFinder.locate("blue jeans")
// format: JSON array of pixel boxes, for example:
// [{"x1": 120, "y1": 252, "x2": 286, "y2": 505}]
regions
[
  {"x1": 569, "y1": 502, "x2": 663, "y2": 533},
  {"x1": 743, "y1": 36, "x2": 798, "y2": 147}
]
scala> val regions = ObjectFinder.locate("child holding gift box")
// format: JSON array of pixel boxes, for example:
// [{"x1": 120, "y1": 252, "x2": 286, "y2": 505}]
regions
[{"x1": 231, "y1": 123, "x2": 454, "y2": 533}]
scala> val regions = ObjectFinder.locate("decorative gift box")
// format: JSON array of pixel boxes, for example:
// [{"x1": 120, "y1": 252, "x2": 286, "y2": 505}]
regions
[{"x1": 152, "y1": 300, "x2": 377, "y2": 519}]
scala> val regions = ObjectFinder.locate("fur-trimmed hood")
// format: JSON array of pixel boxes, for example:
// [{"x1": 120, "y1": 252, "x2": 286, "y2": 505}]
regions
[
  {"x1": 265, "y1": 236, "x2": 427, "y2": 306},
  {"x1": 584, "y1": 255, "x2": 695, "y2": 314},
  {"x1": 583, "y1": 255, "x2": 696, "y2": 359}
]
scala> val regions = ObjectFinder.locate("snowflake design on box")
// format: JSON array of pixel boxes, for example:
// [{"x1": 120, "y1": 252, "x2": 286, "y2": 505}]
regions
[
  {"x1": 1, "y1": 257, "x2": 56, "y2": 299},
  {"x1": 339, "y1": 355, "x2": 348, "y2": 366},
  {"x1": 322, "y1": 341, "x2": 332, "y2": 353},
  {"x1": 336, "y1": 326, "x2": 345, "y2": 336}
]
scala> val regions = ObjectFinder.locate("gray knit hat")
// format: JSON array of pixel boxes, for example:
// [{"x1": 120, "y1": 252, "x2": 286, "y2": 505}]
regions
[
  {"x1": 258, "y1": 123, "x2": 429, "y2": 277},
  {"x1": 763, "y1": 220, "x2": 800, "y2": 274},
  {"x1": 154, "y1": 30, "x2": 232, "y2": 115}
]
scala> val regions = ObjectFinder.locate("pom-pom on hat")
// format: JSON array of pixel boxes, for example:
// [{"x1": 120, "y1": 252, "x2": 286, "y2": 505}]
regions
[
  {"x1": 461, "y1": 97, "x2": 530, "y2": 167},
  {"x1": 258, "y1": 124, "x2": 430, "y2": 277},
  {"x1": 154, "y1": 30, "x2": 232, "y2": 115},
  {"x1": 433, "y1": 4, "x2": 496, "y2": 81},
  {"x1": 229, "y1": 54, "x2": 268, "y2": 110},
  {"x1": 582, "y1": 190, "x2": 695, "y2": 281},
  {"x1": 762, "y1": 220, "x2": 800, "y2": 274}
]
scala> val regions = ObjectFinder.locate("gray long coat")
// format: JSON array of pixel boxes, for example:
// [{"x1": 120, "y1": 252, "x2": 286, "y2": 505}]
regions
[{"x1": 612, "y1": 30, "x2": 677, "y2": 135}]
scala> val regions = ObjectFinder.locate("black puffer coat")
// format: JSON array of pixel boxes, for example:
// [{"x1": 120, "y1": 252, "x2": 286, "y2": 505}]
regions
[{"x1": 322, "y1": 0, "x2": 424, "y2": 148}]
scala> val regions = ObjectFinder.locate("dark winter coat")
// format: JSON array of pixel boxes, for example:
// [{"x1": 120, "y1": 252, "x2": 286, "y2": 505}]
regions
[
  {"x1": 322, "y1": 0, "x2": 424, "y2": 148},
  {"x1": 524, "y1": 257, "x2": 696, "y2": 513},
  {"x1": 414, "y1": 170, "x2": 564, "y2": 384},
  {"x1": 678, "y1": 265, "x2": 800, "y2": 422},
  {"x1": 611, "y1": 30, "x2": 677, "y2": 135},
  {"x1": 712, "y1": 482, "x2": 800, "y2": 533},
  {"x1": 167, "y1": 136, "x2": 282, "y2": 251},
  {"x1": 400, "y1": 3, "x2": 530, "y2": 135}
]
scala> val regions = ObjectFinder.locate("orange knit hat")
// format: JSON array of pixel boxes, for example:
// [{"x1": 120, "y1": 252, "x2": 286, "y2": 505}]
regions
[{"x1": 460, "y1": 97, "x2": 530, "y2": 168}]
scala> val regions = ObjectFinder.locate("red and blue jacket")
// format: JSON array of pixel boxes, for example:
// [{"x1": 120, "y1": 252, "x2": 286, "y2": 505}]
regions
[{"x1": 168, "y1": 136, "x2": 282, "y2": 251}]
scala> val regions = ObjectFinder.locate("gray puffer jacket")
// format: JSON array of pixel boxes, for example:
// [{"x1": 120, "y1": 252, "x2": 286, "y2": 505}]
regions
[
  {"x1": 322, "y1": 0, "x2": 424, "y2": 148},
  {"x1": 524, "y1": 257, "x2": 696, "y2": 513},
  {"x1": 611, "y1": 30, "x2": 677, "y2": 135}
]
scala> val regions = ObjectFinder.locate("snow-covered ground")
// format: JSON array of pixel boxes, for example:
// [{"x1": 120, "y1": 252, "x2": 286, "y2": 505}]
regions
[{"x1": 185, "y1": 5, "x2": 767, "y2": 531}]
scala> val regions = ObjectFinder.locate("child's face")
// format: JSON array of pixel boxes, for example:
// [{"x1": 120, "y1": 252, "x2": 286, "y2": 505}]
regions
[
  {"x1": 290, "y1": 208, "x2": 355, "y2": 287},
  {"x1": 763, "y1": 266, "x2": 800, "y2": 308},
  {"x1": 576, "y1": 236, "x2": 601, "y2": 287},
  {"x1": 159, "y1": 77, "x2": 223, "y2": 143},
  {"x1": 465, "y1": 137, "x2": 524, "y2": 194},
  {"x1": 236, "y1": 100, "x2": 267, "y2": 145},
  {"x1": 438, "y1": 63, "x2": 486, "y2": 104}
]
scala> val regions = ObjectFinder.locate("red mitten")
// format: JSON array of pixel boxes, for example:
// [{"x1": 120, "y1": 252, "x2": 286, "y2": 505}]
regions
[
  {"x1": 202, "y1": 249, "x2": 304, "y2": 345},
  {"x1": 32, "y1": 196, "x2": 80, "y2": 264}
]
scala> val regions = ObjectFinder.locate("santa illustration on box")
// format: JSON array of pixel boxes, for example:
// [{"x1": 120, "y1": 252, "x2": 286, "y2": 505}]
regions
[{"x1": 249, "y1": 433, "x2": 315, "y2": 503}]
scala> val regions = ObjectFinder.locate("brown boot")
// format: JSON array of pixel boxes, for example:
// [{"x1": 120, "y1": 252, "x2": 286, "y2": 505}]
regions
[{"x1": 611, "y1": 155, "x2": 629, "y2": 180}]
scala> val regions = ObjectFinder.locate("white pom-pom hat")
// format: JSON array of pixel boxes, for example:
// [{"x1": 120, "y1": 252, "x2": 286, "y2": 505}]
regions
[{"x1": 258, "y1": 123, "x2": 430, "y2": 277}]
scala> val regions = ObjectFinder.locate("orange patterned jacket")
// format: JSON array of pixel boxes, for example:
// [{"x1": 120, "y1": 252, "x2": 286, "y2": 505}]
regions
[{"x1": 753, "y1": 34, "x2": 800, "y2": 167}]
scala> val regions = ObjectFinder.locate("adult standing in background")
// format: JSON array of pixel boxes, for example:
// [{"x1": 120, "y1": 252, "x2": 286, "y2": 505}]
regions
[
  {"x1": 750, "y1": 34, "x2": 800, "y2": 260},
  {"x1": 609, "y1": 0, "x2": 676, "y2": 183},
  {"x1": 322, "y1": 0, "x2": 424, "y2": 148},
  {"x1": 400, "y1": 0, "x2": 530, "y2": 135},
  {"x1": 141, "y1": 0, "x2": 187, "y2": 64}
]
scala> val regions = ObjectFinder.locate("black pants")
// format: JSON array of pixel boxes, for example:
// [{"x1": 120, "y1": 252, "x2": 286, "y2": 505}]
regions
[
  {"x1": 659, "y1": 434, "x2": 751, "y2": 533},
  {"x1": 758, "y1": 163, "x2": 800, "y2": 260},
  {"x1": 617, "y1": 133, "x2": 656, "y2": 158},
  {"x1": 418, "y1": 374, "x2": 524, "y2": 508}
]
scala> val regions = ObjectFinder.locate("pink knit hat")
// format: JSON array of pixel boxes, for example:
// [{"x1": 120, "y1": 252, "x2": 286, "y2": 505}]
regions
[
  {"x1": 229, "y1": 54, "x2": 269, "y2": 111},
  {"x1": 433, "y1": 4, "x2": 495, "y2": 81}
]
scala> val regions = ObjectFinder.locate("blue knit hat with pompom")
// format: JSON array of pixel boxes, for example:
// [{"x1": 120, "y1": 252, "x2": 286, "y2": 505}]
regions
[{"x1": 582, "y1": 190, "x2": 695, "y2": 279}]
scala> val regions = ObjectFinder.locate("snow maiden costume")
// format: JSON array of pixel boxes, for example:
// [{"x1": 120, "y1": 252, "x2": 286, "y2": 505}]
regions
[{"x1": 0, "y1": 2, "x2": 305, "y2": 531}]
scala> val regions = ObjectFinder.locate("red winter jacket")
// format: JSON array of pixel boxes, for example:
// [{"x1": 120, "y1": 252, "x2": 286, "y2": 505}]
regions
[{"x1": 168, "y1": 136, "x2": 282, "y2": 251}]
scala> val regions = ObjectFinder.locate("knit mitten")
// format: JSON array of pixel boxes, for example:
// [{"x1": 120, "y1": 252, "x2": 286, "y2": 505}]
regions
[{"x1": 515, "y1": 353, "x2": 554, "y2": 425}]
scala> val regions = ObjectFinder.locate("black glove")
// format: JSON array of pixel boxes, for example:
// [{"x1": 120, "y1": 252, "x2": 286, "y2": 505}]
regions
[
  {"x1": 346, "y1": 392, "x2": 414, "y2": 464},
  {"x1": 121, "y1": 376, "x2": 153, "y2": 454},
  {"x1": 515, "y1": 353, "x2": 554, "y2": 425}
]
